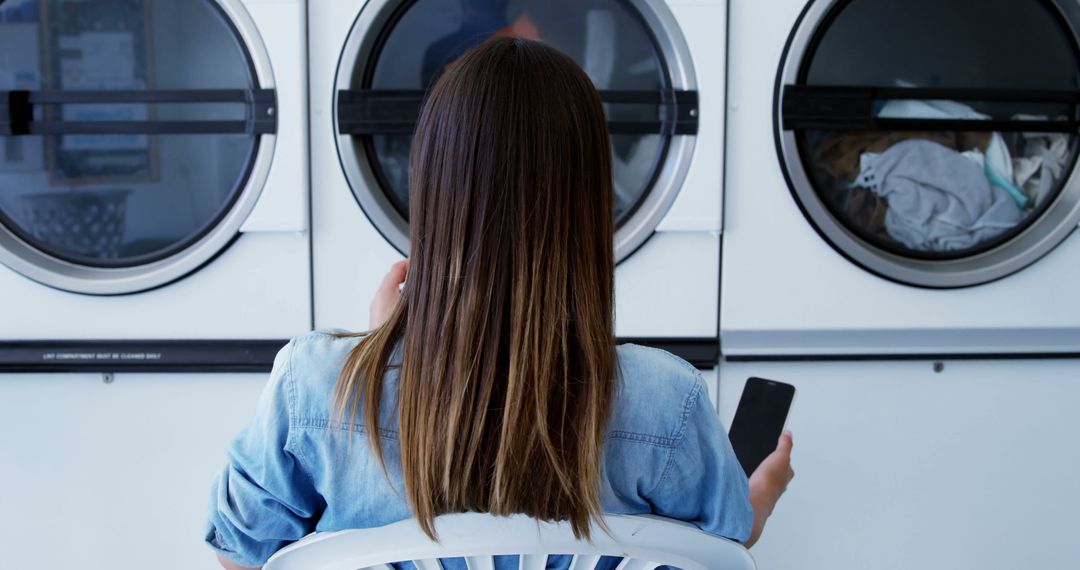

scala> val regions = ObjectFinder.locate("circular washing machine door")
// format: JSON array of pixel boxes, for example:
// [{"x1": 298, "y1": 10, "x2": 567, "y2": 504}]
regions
[
  {"x1": 777, "y1": 0, "x2": 1080, "y2": 288},
  {"x1": 335, "y1": 0, "x2": 697, "y2": 262},
  {"x1": 0, "y1": 0, "x2": 276, "y2": 295}
]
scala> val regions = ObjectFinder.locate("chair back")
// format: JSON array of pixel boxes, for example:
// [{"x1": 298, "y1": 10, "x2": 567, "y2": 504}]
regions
[{"x1": 264, "y1": 513, "x2": 756, "y2": 570}]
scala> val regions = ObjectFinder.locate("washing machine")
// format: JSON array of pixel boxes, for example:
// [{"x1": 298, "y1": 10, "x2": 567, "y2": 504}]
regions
[
  {"x1": 310, "y1": 0, "x2": 728, "y2": 368},
  {"x1": 723, "y1": 0, "x2": 1080, "y2": 357},
  {"x1": 0, "y1": 0, "x2": 310, "y2": 372}
]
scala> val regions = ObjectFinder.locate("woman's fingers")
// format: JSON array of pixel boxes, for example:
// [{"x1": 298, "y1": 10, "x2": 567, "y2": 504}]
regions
[
  {"x1": 369, "y1": 259, "x2": 409, "y2": 329},
  {"x1": 379, "y1": 259, "x2": 409, "y2": 293},
  {"x1": 777, "y1": 430, "x2": 793, "y2": 454},
  {"x1": 777, "y1": 431, "x2": 795, "y2": 481},
  {"x1": 750, "y1": 430, "x2": 796, "y2": 494}
]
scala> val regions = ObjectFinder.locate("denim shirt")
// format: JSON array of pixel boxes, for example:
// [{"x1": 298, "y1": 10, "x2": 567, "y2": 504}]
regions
[{"x1": 205, "y1": 331, "x2": 752, "y2": 568}]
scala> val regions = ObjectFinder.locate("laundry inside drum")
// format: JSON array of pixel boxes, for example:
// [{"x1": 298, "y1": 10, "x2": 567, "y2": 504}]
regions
[
  {"x1": 788, "y1": 0, "x2": 1080, "y2": 260},
  {"x1": 802, "y1": 107, "x2": 1077, "y2": 258}
]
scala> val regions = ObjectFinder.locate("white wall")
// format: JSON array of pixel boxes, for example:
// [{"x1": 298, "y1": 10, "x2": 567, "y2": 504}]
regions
[
  {"x1": 0, "y1": 372, "x2": 266, "y2": 570},
  {"x1": 719, "y1": 359, "x2": 1080, "y2": 570}
]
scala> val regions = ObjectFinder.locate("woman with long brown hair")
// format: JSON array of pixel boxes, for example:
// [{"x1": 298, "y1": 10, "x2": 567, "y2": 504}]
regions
[{"x1": 206, "y1": 37, "x2": 793, "y2": 570}]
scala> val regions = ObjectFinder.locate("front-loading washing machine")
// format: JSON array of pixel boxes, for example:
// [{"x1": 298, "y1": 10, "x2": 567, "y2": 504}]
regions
[
  {"x1": 0, "y1": 1, "x2": 311, "y2": 566},
  {"x1": 0, "y1": 0, "x2": 310, "y2": 371},
  {"x1": 720, "y1": 4, "x2": 1080, "y2": 566},
  {"x1": 723, "y1": 0, "x2": 1080, "y2": 357},
  {"x1": 310, "y1": 0, "x2": 729, "y2": 368}
]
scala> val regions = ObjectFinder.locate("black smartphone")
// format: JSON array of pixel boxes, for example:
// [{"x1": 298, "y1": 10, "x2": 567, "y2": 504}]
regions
[{"x1": 728, "y1": 377, "x2": 796, "y2": 477}]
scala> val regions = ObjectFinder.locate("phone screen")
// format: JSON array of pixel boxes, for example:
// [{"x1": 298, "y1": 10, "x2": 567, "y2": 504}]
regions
[{"x1": 728, "y1": 377, "x2": 796, "y2": 477}]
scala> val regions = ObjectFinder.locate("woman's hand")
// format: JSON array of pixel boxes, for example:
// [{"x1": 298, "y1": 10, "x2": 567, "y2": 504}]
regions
[
  {"x1": 370, "y1": 259, "x2": 408, "y2": 330},
  {"x1": 744, "y1": 431, "x2": 794, "y2": 548}
]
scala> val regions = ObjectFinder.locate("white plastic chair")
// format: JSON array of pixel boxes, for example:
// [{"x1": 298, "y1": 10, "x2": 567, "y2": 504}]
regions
[{"x1": 264, "y1": 513, "x2": 755, "y2": 570}]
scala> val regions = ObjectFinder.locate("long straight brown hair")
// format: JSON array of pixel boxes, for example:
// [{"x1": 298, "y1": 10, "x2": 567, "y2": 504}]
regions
[{"x1": 334, "y1": 37, "x2": 616, "y2": 540}]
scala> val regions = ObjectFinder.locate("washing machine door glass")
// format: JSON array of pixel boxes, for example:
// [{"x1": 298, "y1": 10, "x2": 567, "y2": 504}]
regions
[
  {"x1": 0, "y1": 0, "x2": 274, "y2": 294},
  {"x1": 778, "y1": 0, "x2": 1080, "y2": 288},
  {"x1": 336, "y1": 0, "x2": 697, "y2": 261}
]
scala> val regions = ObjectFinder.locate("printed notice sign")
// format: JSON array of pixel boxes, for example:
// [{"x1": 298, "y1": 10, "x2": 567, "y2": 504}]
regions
[{"x1": 40, "y1": 352, "x2": 164, "y2": 362}]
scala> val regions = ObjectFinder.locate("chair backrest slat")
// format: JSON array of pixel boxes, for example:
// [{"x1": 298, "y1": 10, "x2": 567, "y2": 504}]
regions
[
  {"x1": 466, "y1": 556, "x2": 495, "y2": 570},
  {"x1": 569, "y1": 554, "x2": 601, "y2": 569},
  {"x1": 520, "y1": 554, "x2": 547, "y2": 570},
  {"x1": 614, "y1": 559, "x2": 659, "y2": 570}
]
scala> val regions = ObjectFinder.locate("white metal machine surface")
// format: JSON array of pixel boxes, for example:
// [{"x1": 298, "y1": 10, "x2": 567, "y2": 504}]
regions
[
  {"x1": 310, "y1": 0, "x2": 728, "y2": 366},
  {"x1": 0, "y1": 0, "x2": 310, "y2": 371},
  {"x1": 723, "y1": 0, "x2": 1080, "y2": 357},
  {"x1": 718, "y1": 359, "x2": 1080, "y2": 570}
]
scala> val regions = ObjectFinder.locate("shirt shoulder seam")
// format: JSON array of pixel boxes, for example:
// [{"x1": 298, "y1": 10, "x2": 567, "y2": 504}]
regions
[
  {"x1": 293, "y1": 417, "x2": 400, "y2": 440},
  {"x1": 606, "y1": 430, "x2": 679, "y2": 448},
  {"x1": 282, "y1": 341, "x2": 320, "y2": 487}
]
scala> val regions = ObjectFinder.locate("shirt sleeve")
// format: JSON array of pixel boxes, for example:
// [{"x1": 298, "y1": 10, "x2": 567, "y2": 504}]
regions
[
  {"x1": 205, "y1": 340, "x2": 324, "y2": 567},
  {"x1": 646, "y1": 379, "x2": 754, "y2": 543}
]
